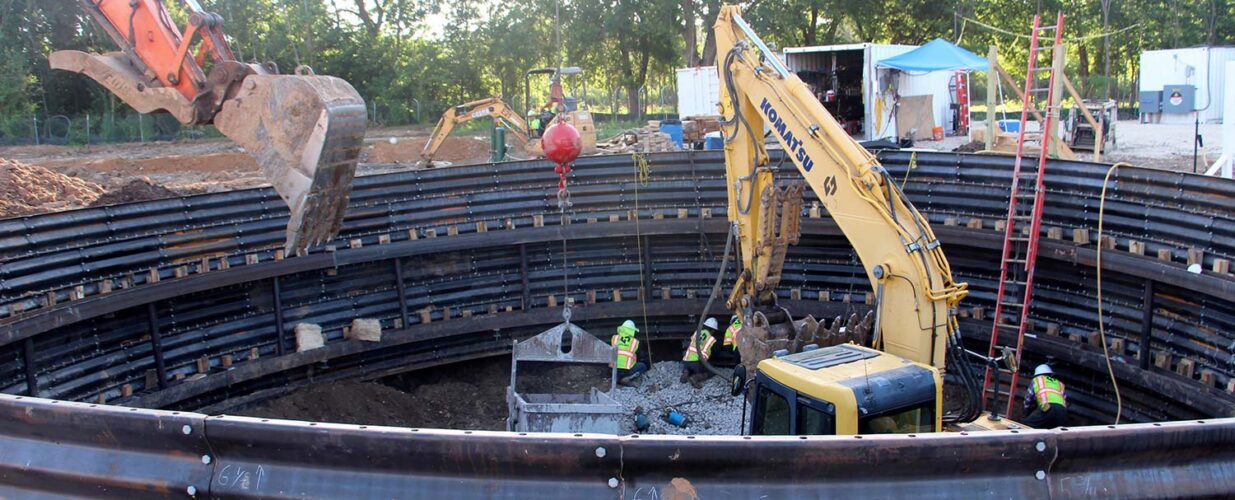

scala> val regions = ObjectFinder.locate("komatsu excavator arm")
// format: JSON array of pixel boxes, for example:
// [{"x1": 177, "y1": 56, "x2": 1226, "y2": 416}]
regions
[
  {"x1": 715, "y1": 6, "x2": 969, "y2": 373},
  {"x1": 50, "y1": 0, "x2": 366, "y2": 253},
  {"x1": 420, "y1": 98, "x2": 531, "y2": 165}
]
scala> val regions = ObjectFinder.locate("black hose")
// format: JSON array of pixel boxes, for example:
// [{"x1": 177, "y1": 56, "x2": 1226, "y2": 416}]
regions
[{"x1": 691, "y1": 222, "x2": 736, "y2": 379}]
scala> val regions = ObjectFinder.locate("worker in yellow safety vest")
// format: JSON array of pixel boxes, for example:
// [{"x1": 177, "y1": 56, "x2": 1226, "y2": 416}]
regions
[
  {"x1": 611, "y1": 320, "x2": 648, "y2": 386},
  {"x1": 710, "y1": 315, "x2": 743, "y2": 368},
  {"x1": 680, "y1": 317, "x2": 719, "y2": 388},
  {"x1": 1021, "y1": 364, "x2": 1068, "y2": 428}
]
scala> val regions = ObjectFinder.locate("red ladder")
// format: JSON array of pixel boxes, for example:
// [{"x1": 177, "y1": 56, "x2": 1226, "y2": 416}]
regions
[{"x1": 982, "y1": 13, "x2": 1064, "y2": 417}]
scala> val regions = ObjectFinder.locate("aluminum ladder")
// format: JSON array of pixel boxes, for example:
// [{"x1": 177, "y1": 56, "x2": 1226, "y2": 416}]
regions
[{"x1": 981, "y1": 13, "x2": 1065, "y2": 417}]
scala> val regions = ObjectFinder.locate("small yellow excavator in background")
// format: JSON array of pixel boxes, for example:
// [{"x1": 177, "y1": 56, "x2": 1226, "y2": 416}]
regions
[
  {"x1": 712, "y1": 5, "x2": 1010, "y2": 435},
  {"x1": 419, "y1": 98, "x2": 531, "y2": 166},
  {"x1": 50, "y1": 0, "x2": 365, "y2": 253},
  {"x1": 525, "y1": 67, "x2": 597, "y2": 156}
]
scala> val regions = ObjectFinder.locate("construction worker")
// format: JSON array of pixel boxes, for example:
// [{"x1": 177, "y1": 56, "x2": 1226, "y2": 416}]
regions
[
  {"x1": 710, "y1": 314, "x2": 743, "y2": 367},
  {"x1": 611, "y1": 320, "x2": 648, "y2": 386},
  {"x1": 1021, "y1": 364, "x2": 1068, "y2": 428},
  {"x1": 681, "y1": 317, "x2": 719, "y2": 388}
]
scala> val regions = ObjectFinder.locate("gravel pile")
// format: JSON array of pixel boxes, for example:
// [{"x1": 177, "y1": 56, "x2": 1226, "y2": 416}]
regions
[{"x1": 610, "y1": 361, "x2": 747, "y2": 435}]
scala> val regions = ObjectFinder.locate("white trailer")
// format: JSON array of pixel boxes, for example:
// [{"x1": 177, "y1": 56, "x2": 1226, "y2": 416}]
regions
[
  {"x1": 1139, "y1": 47, "x2": 1235, "y2": 124},
  {"x1": 676, "y1": 66, "x2": 721, "y2": 118},
  {"x1": 781, "y1": 43, "x2": 954, "y2": 142}
]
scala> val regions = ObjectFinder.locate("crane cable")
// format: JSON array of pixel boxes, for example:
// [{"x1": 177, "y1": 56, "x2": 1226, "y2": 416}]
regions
[
  {"x1": 632, "y1": 152, "x2": 654, "y2": 361},
  {"x1": 1096, "y1": 162, "x2": 1131, "y2": 424}
]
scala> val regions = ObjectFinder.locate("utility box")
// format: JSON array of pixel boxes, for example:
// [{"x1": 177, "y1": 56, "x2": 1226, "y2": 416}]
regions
[
  {"x1": 1139, "y1": 90, "x2": 1162, "y2": 114},
  {"x1": 1162, "y1": 84, "x2": 1197, "y2": 113}
]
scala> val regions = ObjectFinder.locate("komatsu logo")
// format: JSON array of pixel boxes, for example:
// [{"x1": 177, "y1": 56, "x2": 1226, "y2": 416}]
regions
[{"x1": 759, "y1": 97, "x2": 816, "y2": 173}]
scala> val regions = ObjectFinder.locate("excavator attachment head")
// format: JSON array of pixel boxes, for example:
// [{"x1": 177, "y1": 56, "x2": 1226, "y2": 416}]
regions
[{"x1": 215, "y1": 74, "x2": 367, "y2": 253}]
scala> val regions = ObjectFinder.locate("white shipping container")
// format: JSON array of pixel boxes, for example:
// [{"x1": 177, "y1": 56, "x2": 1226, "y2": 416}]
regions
[
  {"x1": 1139, "y1": 47, "x2": 1235, "y2": 124},
  {"x1": 782, "y1": 43, "x2": 955, "y2": 141},
  {"x1": 676, "y1": 66, "x2": 721, "y2": 118}
]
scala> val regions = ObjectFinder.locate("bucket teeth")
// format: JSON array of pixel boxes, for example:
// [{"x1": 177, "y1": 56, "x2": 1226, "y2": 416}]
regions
[{"x1": 215, "y1": 74, "x2": 367, "y2": 253}]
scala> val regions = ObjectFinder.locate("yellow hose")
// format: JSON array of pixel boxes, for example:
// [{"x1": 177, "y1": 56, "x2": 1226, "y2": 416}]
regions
[{"x1": 1096, "y1": 162, "x2": 1134, "y2": 424}]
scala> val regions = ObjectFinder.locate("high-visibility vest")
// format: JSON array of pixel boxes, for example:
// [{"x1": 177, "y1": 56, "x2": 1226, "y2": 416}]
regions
[
  {"x1": 724, "y1": 319, "x2": 742, "y2": 349},
  {"x1": 1031, "y1": 375, "x2": 1067, "y2": 410},
  {"x1": 682, "y1": 331, "x2": 716, "y2": 362},
  {"x1": 611, "y1": 334, "x2": 640, "y2": 370}
]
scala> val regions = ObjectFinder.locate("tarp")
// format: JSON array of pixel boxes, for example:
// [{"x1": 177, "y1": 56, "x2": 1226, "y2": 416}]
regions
[{"x1": 877, "y1": 38, "x2": 989, "y2": 72}]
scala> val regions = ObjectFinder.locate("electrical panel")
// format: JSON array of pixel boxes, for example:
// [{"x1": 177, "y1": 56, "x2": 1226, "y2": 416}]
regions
[
  {"x1": 1161, "y1": 84, "x2": 1196, "y2": 113},
  {"x1": 1139, "y1": 90, "x2": 1161, "y2": 113}
]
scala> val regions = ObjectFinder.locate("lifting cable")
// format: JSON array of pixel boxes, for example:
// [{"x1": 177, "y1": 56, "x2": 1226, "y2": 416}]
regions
[
  {"x1": 1095, "y1": 162, "x2": 1130, "y2": 424},
  {"x1": 632, "y1": 152, "x2": 654, "y2": 360}
]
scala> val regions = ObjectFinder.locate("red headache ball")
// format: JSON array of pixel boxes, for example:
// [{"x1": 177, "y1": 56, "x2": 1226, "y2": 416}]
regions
[{"x1": 542, "y1": 121, "x2": 582, "y2": 166}]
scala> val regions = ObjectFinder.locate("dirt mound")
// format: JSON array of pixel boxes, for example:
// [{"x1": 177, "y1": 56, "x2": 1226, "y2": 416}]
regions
[
  {"x1": 90, "y1": 178, "x2": 181, "y2": 206},
  {"x1": 0, "y1": 158, "x2": 105, "y2": 218},
  {"x1": 952, "y1": 141, "x2": 985, "y2": 153},
  {"x1": 366, "y1": 136, "x2": 492, "y2": 164}
]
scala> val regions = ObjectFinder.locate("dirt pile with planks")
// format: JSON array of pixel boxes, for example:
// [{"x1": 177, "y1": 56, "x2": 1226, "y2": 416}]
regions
[
  {"x1": 365, "y1": 136, "x2": 494, "y2": 165},
  {"x1": 0, "y1": 158, "x2": 105, "y2": 218}
]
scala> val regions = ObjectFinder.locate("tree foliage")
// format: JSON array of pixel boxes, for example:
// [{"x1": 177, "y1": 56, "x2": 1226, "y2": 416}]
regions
[{"x1": 0, "y1": 0, "x2": 1232, "y2": 124}]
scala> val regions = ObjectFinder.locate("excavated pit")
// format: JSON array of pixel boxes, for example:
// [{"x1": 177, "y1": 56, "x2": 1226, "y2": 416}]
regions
[{"x1": 2, "y1": 150, "x2": 1234, "y2": 433}]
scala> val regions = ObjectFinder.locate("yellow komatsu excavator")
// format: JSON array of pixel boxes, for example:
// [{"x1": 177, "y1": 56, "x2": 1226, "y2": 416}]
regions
[
  {"x1": 713, "y1": 5, "x2": 1002, "y2": 434},
  {"x1": 50, "y1": 0, "x2": 365, "y2": 253},
  {"x1": 420, "y1": 98, "x2": 530, "y2": 166}
]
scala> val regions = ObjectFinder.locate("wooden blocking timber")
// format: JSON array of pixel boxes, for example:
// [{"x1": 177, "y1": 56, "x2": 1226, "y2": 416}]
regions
[
  {"x1": 145, "y1": 370, "x2": 159, "y2": 390},
  {"x1": 1047, "y1": 227, "x2": 1063, "y2": 240},
  {"x1": 701, "y1": 208, "x2": 713, "y2": 219},
  {"x1": 548, "y1": 295, "x2": 558, "y2": 308},
  {"x1": 196, "y1": 356, "x2": 211, "y2": 373},
  {"x1": 424, "y1": 228, "x2": 438, "y2": 238},
  {"x1": 249, "y1": 347, "x2": 260, "y2": 360},
  {"x1": 408, "y1": 229, "x2": 419, "y2": 240},
  {"x1": 1158, "y1": 249, "x2": 1174, "y2": 262},
  {"x1": 295, "y1": 323, "x2": 325, "y2": 352},
  {"x1": 818, "y1": 291, "x2": 830, "y2": 302},
  {"x1": 347, "y1": 319, "x2": 382, "y2": 342},
  {"x1": 1100, "y1": 235, "x2": 1116, "y2": 250},
  {"x1": 864, "y1": 293, "x2": 874, "y2": 305},
  {"x1": 221, "y1": 354, "x2": 233, "y2": 368},
  {"x1": 1213, "y1": 258, "x2": 1230, "y2": 274},
  {"x1": 174, "y1": 266, "x2": 188, "y2": 278},
  {"x1": 379, "y1": 233, "x2": 392, "y2": 244},
  {"x1": 488, "y1": 304, "x2": 499, "y2": 315},
  {"x1": 420, "y1": 307, "x2": 434, "y2": 324},
  {"x1": 586, "y1": 217, "x2": 598, "y2": 224},
  {"x1": 586, "y1": 290, "x2": 597, "y2": 304},
  {"x1": 810, "y1": 203, "x2": 822, "y2": 219},
  {"x1": 99, "y1": 279, "x2": 113, "y2": 294},
  {"x1": 1073, "y1": 228, "x2": 1090, "y2": 244},
  {"x1": 274, "y1": 249, "x2": 285, "y2": 260},
  {"x1": 791, "y1": 288, "x2": 801, "y2": 301},
  {"x1": 447, "y1": 225, "x2": 459, "y2": 236},
  {"x1": 1200, "y1": 369, "x2": 1217, "y2": 388},
  {"x1": 1128, "y1": 240, "x2": 1145, "y2": 256},
  {"x1": 71, "y1": 285, "x2": 84, "y2": 301},
  {"x1": 506, "y1": 218, "x2": 516, "y2": 230},
  {"x1": 148, "y1": 268, "x2": 162, "y2": 283},
  {"x1": 609, "y1": 214, "x2": 620, "y2": 223},
  {"x1": 678, "y1": 208, "x2": 689, "y2": 219},
  {"x1": 972, "y1": 306, "x2": 985, "y2": 321},
  {"x1": 476, "y1": 221, "x2": 488, "y2": 233},
  {"x1": 462, "y1": 309, "x2": 474, "y2": 318},
  {"x1": 612, "y1": 289, "x2": 623, "y2": 302},
  {"x1": 121, "y1": 384, "x2": 133, "y2": 397},
  {"x1": 1177, "y1": 358, "x2": 1196, "y2": 378},
  {"x1": 44, "y1": 291, "x2": 56, "y2": 307},
  {"x1": 1154, "y1": 351, "x2": 1172, "y2": 370},
  {"x1": 972, "y1": 218, "x2": 988, "y2": 230},
  {"x1": 653, "y1": 211, "x2": 665, "y2": 220},
  {"x1": 1187, "y1": 248, "x2": 1204, "y2": 267},
  {"x1": 944, "y1": 217, "x2": 958, "y2": 226},
  {"x1": 1045, "y1": 323, "x2": 1061, "y2": 336},
  {"x1": 1227, "y1": 378, "x2": 1235, "y2": 394},
  {"x1": 533, "y1": 214, "x2": 544, "y2": 227},
  {"x1": 662, "y1": 287, "x2": 672, "y2": 300},
  {"x1": 686, "y1": 289, "x2": 697, "y2": 299},
  {"x1": 1068, "y1": 332, "x2": 1085, "y2": 345},
  {"x1": 1109, "y1": 337, "x2": 1125, "y2": 355}
]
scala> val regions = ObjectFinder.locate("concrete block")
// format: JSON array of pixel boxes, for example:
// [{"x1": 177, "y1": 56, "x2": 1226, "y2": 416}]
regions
[
  {"x1": 348, "y1": 319, "x2": 382, "y2": 342},
  {"x1": 294, "y1": 323, "x2": 325, "y2": 352}
]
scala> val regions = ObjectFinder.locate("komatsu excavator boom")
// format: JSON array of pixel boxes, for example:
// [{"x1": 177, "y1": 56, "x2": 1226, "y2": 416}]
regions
[
  {"x1": 714, "y1": 5, "x2": 987, "y2": 434},
  {"x1": 51, "y1": 0, "x2": 366, "y2": 253}
]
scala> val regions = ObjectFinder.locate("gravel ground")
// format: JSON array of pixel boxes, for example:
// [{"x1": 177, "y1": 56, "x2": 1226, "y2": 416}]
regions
[{"x1": 609, "y1": 361, "x2": 747, "y2": 435}]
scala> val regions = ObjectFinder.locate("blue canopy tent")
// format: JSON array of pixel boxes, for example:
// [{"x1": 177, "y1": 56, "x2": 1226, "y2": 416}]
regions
[
  {"x1": 876, "y1": 38, "x2": 988, "y2": 72},
  {"x1": 876, "y1": 38, "x2": 989, "y2": 141}
]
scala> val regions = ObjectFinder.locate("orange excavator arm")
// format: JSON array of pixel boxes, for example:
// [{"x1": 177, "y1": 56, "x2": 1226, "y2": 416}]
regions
[
  {"x1": 420, "y1": 98, "x2": 530, "y2": 165},
  {"x1": 49, "y1": 0, "x2": 366, "y2": 253}
]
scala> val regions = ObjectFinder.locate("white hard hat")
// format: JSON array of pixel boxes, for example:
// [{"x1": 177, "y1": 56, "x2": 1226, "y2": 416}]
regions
[
  {"x1": 704, "y1": 317, "x2": 719, "y2": 330},
  {"x1": 620, "y1": 319, "x2": 639, "y2": 332},
  {"x1": 1034, "y1": 364, "x2": 1053, "y2": 377}
]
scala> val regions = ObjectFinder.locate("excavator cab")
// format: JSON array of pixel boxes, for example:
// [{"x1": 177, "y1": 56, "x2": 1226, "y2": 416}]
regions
[{"x1": 747, "y1": 344, "x2": 942, "y2": 435}]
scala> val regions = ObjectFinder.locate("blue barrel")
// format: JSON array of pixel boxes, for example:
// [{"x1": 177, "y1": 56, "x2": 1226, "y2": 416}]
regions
[
  {"x1": 704, "y1": 131, "x2": 724, "y2": 150},
  {"x1": 659, "y1": 120, "x2": 683, "y2": 148}
]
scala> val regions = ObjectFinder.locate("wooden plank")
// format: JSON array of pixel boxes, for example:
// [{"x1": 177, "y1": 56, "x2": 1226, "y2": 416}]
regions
[
  {"x1": 896, "y1": 95, "x2": 936, "y2": 141},
  {"x1": 992, "y1": 62, "x2": 1076, "y2": 160}
]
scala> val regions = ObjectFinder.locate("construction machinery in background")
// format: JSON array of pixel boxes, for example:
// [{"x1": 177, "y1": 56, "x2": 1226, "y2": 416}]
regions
[
  {"x1": 525, "y1": 67, "x2": 597, "y2": 156},
  {"x1": 420, "y1": 98, "x2": 530, "y2": 166},
  {"x1": 50, "y1": 0, "x2": 366, "y2": 253},
  {"x1": 712, "y1": 4, "x2": 1000, "y2": 435}
]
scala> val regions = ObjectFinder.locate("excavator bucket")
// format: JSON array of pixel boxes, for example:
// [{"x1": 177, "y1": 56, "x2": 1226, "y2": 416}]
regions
[{"x1": 215, "y1": 74, "x2": 367, "y2": 253}]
